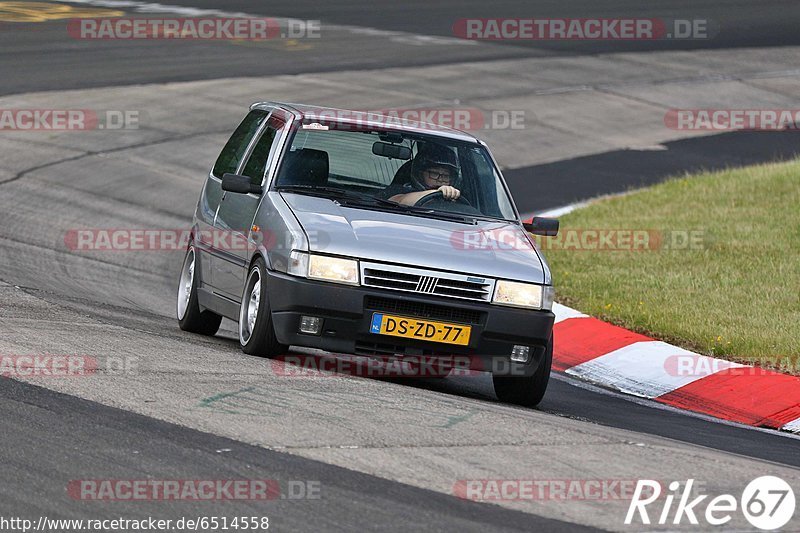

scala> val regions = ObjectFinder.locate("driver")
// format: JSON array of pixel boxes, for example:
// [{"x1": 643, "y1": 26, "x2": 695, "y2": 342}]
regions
[{"x1": 384, "y1": 143, "x2": 461, "y2": 206}]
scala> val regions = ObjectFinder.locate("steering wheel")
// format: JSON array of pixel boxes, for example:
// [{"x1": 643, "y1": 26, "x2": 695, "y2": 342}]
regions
[{"x1": 413, "y1": 191, "x2": 473, "y2": 209}]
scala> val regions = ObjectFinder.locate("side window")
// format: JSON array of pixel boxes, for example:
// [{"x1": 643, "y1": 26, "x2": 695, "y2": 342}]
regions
[
  {"x1": 241, "y1": 116, "x2": 285, "y2": 185},
  {"x1": 212, "y1": 110, "x2": 269, "y2": 178},
  {"x1": 467, "y1": 147, "x2": 514, "y2": 218},
  {"x1": 465, "y1": 147, "x2": 496, "y2": 216}
]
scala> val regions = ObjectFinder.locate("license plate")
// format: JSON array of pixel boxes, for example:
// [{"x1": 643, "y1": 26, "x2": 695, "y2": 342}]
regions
[{"x1": 369, "y1": 313, "x2": 471, "y2": 346}]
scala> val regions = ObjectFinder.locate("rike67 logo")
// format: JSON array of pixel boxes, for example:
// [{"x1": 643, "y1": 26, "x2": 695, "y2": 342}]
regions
[{"x1": 626, "y1": 477, "x2": 795, "y2": 530}]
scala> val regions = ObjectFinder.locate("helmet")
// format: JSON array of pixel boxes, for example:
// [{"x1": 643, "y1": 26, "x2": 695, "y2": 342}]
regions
[{"x1": 410, "y1": 142, "x2": 460, "y2": 190}]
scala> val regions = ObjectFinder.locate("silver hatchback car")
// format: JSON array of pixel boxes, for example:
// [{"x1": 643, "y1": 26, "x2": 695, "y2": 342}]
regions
[{"x1": 177, "y1": 102, "x2": 559, "y2": 406}]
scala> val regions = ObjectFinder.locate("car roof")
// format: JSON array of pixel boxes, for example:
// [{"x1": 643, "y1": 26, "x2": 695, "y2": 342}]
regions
[{"x1": 250, "y1": 101, "x2": 483, "y2": 144}]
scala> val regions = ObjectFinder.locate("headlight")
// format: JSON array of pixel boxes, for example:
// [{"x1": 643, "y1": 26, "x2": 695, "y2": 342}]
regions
[
  {"x1": 307, "y1": 254, "x2": 360, "y2": 285},
  {"x1": 492, "y1": 280, "x2": 554, "y2": 310},
  {"x1": 287, "y1": 251, "x2": 360, "y2": 285}
]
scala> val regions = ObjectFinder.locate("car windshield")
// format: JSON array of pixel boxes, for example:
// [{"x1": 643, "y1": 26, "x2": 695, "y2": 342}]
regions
[{"x1": 272, "y1": 122, "x2": 517, "y2": 220}]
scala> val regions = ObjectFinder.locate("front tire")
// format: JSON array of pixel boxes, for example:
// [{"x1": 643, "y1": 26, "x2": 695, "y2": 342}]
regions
[
  {"x1": 239, "y1": 257, "x2": 287, "y2": 357},
  {"x1": 177, "y1": 244, "x2": 222, "y2": 336},
  {"x1": 493, "y1": 336, "x2": 553, "y2": 407}
]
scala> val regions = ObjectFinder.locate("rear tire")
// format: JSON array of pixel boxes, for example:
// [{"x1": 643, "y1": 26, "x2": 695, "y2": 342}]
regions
[
  {"x1": 239, "y1": 257, "x2": 287, "y2": 357},
  {"x1": 493, "y1": 336, "x2": 552, "y2": 407},
  {"x1": 177, "y1": 244, "x2": 222, "y2": 336}
]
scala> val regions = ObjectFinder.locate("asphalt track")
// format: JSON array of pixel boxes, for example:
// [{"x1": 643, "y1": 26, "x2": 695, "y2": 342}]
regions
[
  {"x1": 1, "y1": 1, "x2": 800, "y2": 531},
  {"x1": 3, "y1": 0, "x2": 800, "y2": 95},
  {"x1": 0, "y1": 378, "x2": 589, "y2": 532}
]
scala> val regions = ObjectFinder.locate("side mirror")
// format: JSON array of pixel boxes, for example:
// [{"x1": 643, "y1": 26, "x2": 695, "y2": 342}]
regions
[
  {"x1": 221, "y1": 173, "x2": 261, "y2": 195},
  {"x1": 523, "y1": 216, "x2": 559, "y2": 236}
]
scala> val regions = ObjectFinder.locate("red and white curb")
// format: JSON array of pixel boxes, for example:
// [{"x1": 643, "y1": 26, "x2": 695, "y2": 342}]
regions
[{"x1": 552, "y1": 303, "x2": 800, "y2": 433}]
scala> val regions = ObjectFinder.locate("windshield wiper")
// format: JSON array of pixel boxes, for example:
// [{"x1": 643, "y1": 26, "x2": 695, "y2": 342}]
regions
[
  {"x1": 334, "y1": 195, "x2": 475, "y2": 223},
  {"x1": 276, "y1": 185, "x2": 403, "y2": 207}
]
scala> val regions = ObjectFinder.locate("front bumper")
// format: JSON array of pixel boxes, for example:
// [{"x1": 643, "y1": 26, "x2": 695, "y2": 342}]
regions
[{"x1": 266, "y1": 269, "x2": 554, "y2": 376}]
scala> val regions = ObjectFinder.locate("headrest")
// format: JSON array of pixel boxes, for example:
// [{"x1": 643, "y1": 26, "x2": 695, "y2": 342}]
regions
[{"x1": 277, "y1": 148, "x2": 329, "y2": 186}]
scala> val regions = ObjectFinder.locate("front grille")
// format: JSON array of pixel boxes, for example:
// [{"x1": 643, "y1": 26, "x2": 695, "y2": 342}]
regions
[
  {"x1": 354, "y1": 341, "x2": 458, "y2": 357},
  {"x1": 361, "y1": 263, "x2": 494, "y2": 302},
  {"x1": 363, "y1": 268, "x2": 419, "y2": 291},
  {"x1": 364, "y1": 296, "x2": 483, "y2": 325},
  {"x1": 354, "y1": 341, "x2": 407, "y2": 356}
]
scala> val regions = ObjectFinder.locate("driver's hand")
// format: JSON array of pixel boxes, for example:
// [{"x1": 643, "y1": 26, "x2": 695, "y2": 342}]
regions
[{"x1": 438, "y1": 185, "x2": 461, "y2": 200}]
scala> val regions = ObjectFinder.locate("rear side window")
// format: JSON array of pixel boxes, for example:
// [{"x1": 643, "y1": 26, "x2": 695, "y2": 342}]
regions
[
  {"x1": 240, "y1": 116, "x2": 285, "y2": 185},
  {"x1": 212, "y1": 110, "x2": 269, "y2": 178}
]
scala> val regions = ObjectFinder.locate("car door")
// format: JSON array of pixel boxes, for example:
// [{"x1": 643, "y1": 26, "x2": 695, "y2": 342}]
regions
[
  {"x1": 196, "y1": 109, "x2": 271, "y2": 291},
  {"x1": 212, "y1": 111, "x2": 288, "y2": 301}
]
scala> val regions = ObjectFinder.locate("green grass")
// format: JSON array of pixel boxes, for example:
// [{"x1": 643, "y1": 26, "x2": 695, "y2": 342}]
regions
[{"x1": 536, "y1": 159, "x2": 800, "y2": 373}]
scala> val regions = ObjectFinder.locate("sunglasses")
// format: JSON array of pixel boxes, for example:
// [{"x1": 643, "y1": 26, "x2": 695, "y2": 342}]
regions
[{"x1": 423, "y1": 169, "x2": 453, "y2": 182}]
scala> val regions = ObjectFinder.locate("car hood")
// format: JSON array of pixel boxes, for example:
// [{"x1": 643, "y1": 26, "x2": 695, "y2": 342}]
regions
[{"x1": 282, "y1": 193, "x2": 546, "y2": 284}]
